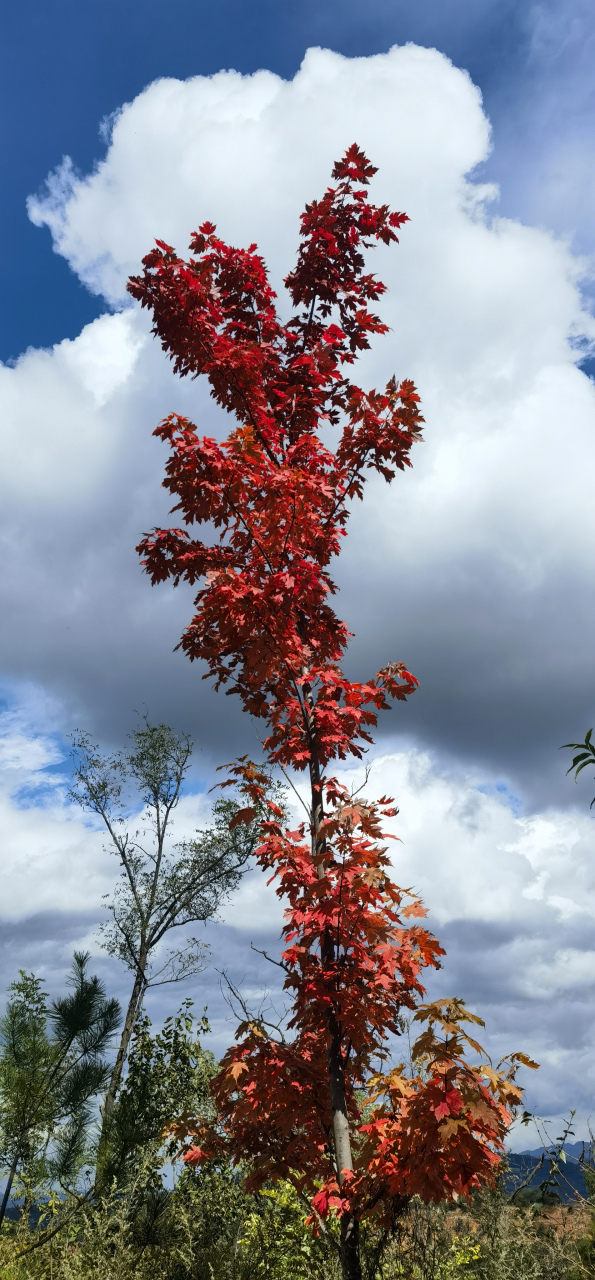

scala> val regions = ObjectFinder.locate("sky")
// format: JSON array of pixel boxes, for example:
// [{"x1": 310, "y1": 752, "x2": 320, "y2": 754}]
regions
[{"x1": 1, "y1": 0, "x2": 595, "y2": 1146}]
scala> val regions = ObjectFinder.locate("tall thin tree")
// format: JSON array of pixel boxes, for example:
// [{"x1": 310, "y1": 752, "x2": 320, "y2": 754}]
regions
[
  {"x1": 128, "y1": 147, "x2": 535, "y2": 1279},
  {"x1": 70, "y1": 720, "x2": 262, "y2": 1152}
]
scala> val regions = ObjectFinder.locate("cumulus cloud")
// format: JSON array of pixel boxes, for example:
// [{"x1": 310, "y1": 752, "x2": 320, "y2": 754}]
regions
[
  {"x1": 218, "y1": 746, "x2": 595, "y2": 1117},
  {"x1": 0, "y1": 707, "x2": 113, "y2": 920},
  {"x1": 2, "y1": 701, "x2": 594, "y2": 1116},
  {"x1": 0, "y1": 311, "x2": 145, "y2": 500},
  {"x1": 1, "y1": 43, "x2": 595, "y2": 1115},
  {"x1": 28, "y1": 47, "x2": 490, "y2": 306},
  {"x1": 225, "y1": 748, "x2": 595, "y2": 940},
  {"x1": 18, "y1": 43, "x2": 595, "y2": 800}
]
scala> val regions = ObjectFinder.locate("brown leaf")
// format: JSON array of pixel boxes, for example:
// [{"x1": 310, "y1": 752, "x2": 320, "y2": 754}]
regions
[{"x1": 229, "y1": 806, "x2": 257, "y2": 830}]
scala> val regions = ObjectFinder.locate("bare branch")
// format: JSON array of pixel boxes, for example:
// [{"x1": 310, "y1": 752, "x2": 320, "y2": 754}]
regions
[
  {"x1": 250, "y1": 942, "x2": 290, "y2": 973},
  {"x1": 218, "y1": 970, "x2": 287, "y2": 1042}
]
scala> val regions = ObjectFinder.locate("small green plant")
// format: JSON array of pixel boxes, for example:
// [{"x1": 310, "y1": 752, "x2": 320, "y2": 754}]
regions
[{"x1": 238, "y1": 1180, "x2": 338, "y2": 1278}]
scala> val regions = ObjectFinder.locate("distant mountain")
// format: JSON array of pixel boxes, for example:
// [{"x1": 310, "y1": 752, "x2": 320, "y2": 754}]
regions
[
  {"x1": 519, "y1": 1141, "x2": 591, "y2": 1160},
  {"x1": 504, "y1": 1143, "x2": 593, "y2": 1203}
]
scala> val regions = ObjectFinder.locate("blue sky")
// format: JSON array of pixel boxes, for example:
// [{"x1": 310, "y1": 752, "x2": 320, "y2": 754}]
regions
[
  {"x1": 2, "y1": 0, "x2": 595, "y2": 1138},
  {"x1": 4, "y1": 0, "x2": 594, "y2": 356}
]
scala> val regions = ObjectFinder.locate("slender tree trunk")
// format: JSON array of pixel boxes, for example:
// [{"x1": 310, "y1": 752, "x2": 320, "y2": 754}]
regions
[
  {"x1": 304, "y1": 679, "x2": 360, "y2": 1280},
  {"x1": 327, "y1": 1017, "x2": 353, "y2": 1180},
  {"x1": 326, "y1": 973, "x2": 360, "y2": 1280},
  {"x1": 340, "y1": 1213, "x2": 362, "y2": 1280},
  {"x1": 96, "y1": 955, "x2": 147, "y2": 1177},
  {"x1": 306, "y1": 709, "x2": 354, "y2": 1181},
  {"x1": 0, "y1": 1152, "x2": 19, "y2": 1230}
]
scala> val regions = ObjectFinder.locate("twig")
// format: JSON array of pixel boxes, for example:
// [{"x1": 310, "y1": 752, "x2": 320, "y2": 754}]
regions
[
  {"x1": 251, "y1": 725, "x2": 312, "y2": 822},
  {"x1": 508, "y1": 1154, "x2": 544, "y2": 1203},
  {"x1": 350, "y1": 763, "x2": 373, "y2": 798},
  {"x1": 250, "y1": 943, "x2": 290, "y2": 973},
  {"x1": 217, "y1": 969, "x2": 286, "y2": 1042}
]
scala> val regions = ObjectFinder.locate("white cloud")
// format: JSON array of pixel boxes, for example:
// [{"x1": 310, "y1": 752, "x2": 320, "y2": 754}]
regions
[
  {"x1": 1, "y1": 41, "x2": 595, "y2": 1107},
  {"x1": 309, "y1": 749, "x2": 595, "y2": 1115},
  {"x1": 4, "y1": 704, "x2": 593, "y2": 968},
  {"x1": 1, "y1": 703, "x2": 594, "y2": 1114},
  {"x1": 273, "y1": 749, "x2": 595, "y2": 937},
  {"x1": 28, "y1": 47, "x2": 489, "y2": 308},
  {"x1": 0, "y1": 710, "x2": 114, "y2": 920},
  {"x1": 519, "y1": 947, "x2": 595, "y2": 999},
  {"x1": 21, "y1": 47, "x2": 595, "y2": 656},
  {"x1": 0, "y1": 707, "x2": 241, "y2": 925},
  {"x1": 0, "y1": 310, "x2": 145, "y2": 500}
]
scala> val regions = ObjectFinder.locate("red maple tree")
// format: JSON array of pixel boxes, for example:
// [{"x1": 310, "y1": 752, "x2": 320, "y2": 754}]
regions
[{"x1": 129, "y1": 146, "x2": 535, "y2": 1280}]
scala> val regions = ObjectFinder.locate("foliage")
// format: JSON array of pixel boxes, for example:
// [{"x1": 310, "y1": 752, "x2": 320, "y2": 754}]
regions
[
  {"x1": 129, "y1": 147, "x2": 422, "y2": 771},
  {"x1": 129, "y1": 146, "x2": 538, "y2": 1278},
  {"x1": 70, "y1": 718, "x2": 265, "y2": 1150},
  {"x1": 237, "y1": 1180, "x2": 338, "y2": 1278},
  {"x1": 563, "y1": 729, "x2": 595, "y2": 808},
  {"x1": 0, "y1": 955, "x2": 120, "y2": 1226},
  {"x1": 101, "y1": 1000, "x2": 215, "y2": 1186},
  {"x1": 0, "y1": 1173, "x2": 589, "y2": 1280},
  {"x1": 176, "y1": 821, "x2": 532, "y2": 1206},
  {"x1": 378, "y1": 1188, "x2": 585, "y2": 1280},
  {"x1": 70, "y1": 720, "x2": 261, "y2": 991}
]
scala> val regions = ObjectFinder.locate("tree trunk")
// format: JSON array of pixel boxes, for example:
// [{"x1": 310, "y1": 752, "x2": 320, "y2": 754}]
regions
[
  {"x1": 303, "y1": 683, "x2": 360, "y2": 1280},
  {"x1": 340, "y1": 1213, "x2": 362, "y2": 1280},
  {"x1": 328, "y1": 1020, "x2": 353, "y2": 1180},
  {"x1": 307, "y1": 732, "x2": 354, "y2": 1184},
  {"x1": 95, "y1": 957, "x2": 147, "y2": 1179},
  {"x1": 0, "y1": 1152, "x2": 18, "y2": 1231},
  {"x1": 328, "y1": 1015, "x2": 361, "y2": 1280}
]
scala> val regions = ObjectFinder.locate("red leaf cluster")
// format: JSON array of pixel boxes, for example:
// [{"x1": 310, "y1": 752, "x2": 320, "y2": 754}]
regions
[
  {"x1": 131, "y1": 147, "x2": 535, "y2": 1250},
  {"x1": 171, "y1": 784, "x2": 535, "y2": 1227},
  {"x1": 129, "y1": 143, "x2": 423, "y2": 768}
]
